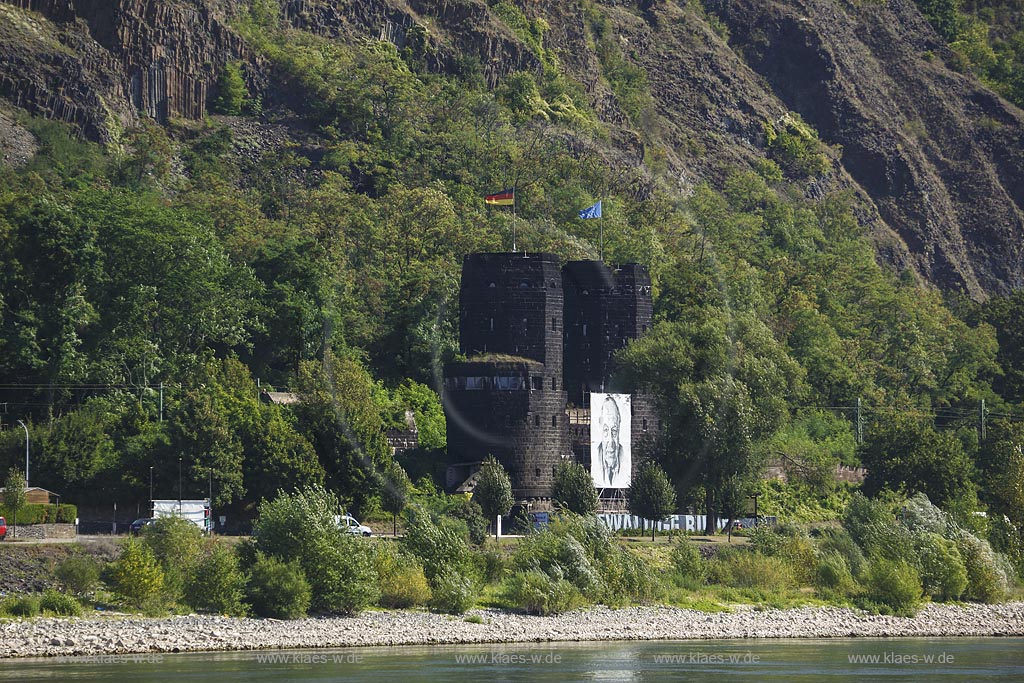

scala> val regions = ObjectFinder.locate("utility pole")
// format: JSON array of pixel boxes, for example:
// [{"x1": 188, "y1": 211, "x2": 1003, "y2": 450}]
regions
[
  {"x1": 16, "y1": 419, "x2": 29, "y2": 486},
  {"x1": 980, "y1": 399, "x2": 987, "y2": 442},
  {"x1": 149, "y1": 466, "x2": 154, "y2": 517},
  {"x1": 208, "y1": 467, "x2": 213, "y2": 535},
  {"x1": 159, "y1": 382, "x2": 163, "y2": 422},
  {"x1": 178, "y1": 456, "x2": 182, "y2": 516},
  {"x1": 856, "y1": 398, "x2": 863, "y2": 445}
]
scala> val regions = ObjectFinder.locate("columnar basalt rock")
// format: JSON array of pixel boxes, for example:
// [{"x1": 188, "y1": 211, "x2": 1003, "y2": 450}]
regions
[{"x1": 0, "y1": 0, "x2": 250, "y2": 140}]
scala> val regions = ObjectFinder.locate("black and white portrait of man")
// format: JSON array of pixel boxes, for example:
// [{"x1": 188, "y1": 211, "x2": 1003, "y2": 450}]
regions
[{"x1": 590, "y1": 393, "x2": 631, "y2": 488}]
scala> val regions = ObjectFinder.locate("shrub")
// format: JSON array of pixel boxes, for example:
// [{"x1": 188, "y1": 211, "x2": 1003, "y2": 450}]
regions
[
  {"x1": 449, "y1": 497, "x2": 488, "y2": 546},
  {"x1": 110, "y1": 537, "x2": 165, "y2": 609},
  {"x1": 601, "y1": 546, "x2": 662, "y2": 605},
  {"x1": 310, "y1": 534, "x2": 380, "y2": 614},
  {"x1": 404, "y1": 507, "x2": 477, "y2": 580},
  {"x1": 815, "y1": 551, "x2": 856, "y2": 598},
  {"x1": 902, "y1": 493, "x2": 952, "y2": 535},
  {"x1": 956, "y1": 533, "x2": 1009, "y2": 603},
  {"x1": 864, "y1": 558, "x2": 922, "y2": 616},
  {"x1": 747, "y1": 524, "x2": 786, "y2": 556},
  {"x1": 141, "y1": 516, "x2": 204, "y2": 599},
  {"x1": 817, "y1": 528, "x2": 866, "y2": 579},
  {"x1": 670, "y1": 541, "x2": 708, "y2": 584},
  {"x1": 254, "y1": 486, "x2": 380, "y2": 614},
  {"x1": 404, "y1": 509, "x2": 481, "y2": 612},
  {"x1": 503, "y1": 569, "x2": 583, "y2": 615},
  {"x1": 764, "y1": 113, "x2": 830, "y2": 176},
  {"x1": 844, "y1": 493, "x2": 896, "y2": 550},
  {"x1": 777, "y1": 534, "x2": 818, "y2": 585},
  {"x1": 375, "y1": 542, "x2": 431, "y2": 608},
  {"x1": 0, "y1": 503, "x2": 77, "y2": 524},
  {"x1": 477, "y1": 549, "x2": 507, "y2": 585},
  {"x1": 1, "y1": 594, "x2": 41, "y2": 617},
  {"x1": 513, "y1": 531, "x2": 603, "y2": 600},
  {"x1": 40, "y1": 589, "x2": 82, "y2": 617},
  {"x1": 722, "y1": 551, "x2": 795, "y2": 591},
  {"x1": 915, "y1": 532, "x2": 967, "y2": 602},
  {"x1": 429, "y1": 566, "x2": 478, "y2": 614},
  {"x1": 246, "y1": 553, "x2": 312, "y2": 619},
  {"x1": 55, "y1": 554, "x2": 101, "y2": 596},
  {"x1": 184, "y1": 542, "x2": 248, "y2": 615},
  {"x1": 380, "y1": 565, "x2": 431, "y2": 609}
]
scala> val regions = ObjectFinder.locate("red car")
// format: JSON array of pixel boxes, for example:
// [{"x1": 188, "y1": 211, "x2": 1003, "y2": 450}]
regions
[{"x1": 0, "y1": 517, "x2": 6, "y2": 541}]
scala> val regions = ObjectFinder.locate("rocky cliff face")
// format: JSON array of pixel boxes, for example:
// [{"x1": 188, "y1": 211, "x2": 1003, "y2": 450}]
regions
[
  {"x1": 1, "y1": 0, "x2": 1022, "y2": 296},
  {"x1": 704, "y1": 0, "x2": 1024, "y2": 296},
  {"x1": 0, "y1": 0, "x2": 248, "y2": 139}
]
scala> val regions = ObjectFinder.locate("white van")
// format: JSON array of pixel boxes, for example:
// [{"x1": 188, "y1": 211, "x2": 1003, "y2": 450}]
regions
[{"x1": 338, "y1": 515, "x2": 372, "y2": 536}]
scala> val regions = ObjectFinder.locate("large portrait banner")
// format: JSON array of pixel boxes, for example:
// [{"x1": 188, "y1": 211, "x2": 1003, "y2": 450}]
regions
[{"x1": 590, "y1": 393, "x2": 631, "y2": 489}]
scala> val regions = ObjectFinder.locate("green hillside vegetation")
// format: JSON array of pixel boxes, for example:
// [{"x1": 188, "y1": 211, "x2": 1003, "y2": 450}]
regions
[
  {"x1": 0, "y1": 0, "x2": 1021, "y2": 583},
  {"x1": 914, "y1": 0, "x2": 1024, "y2": 107}
]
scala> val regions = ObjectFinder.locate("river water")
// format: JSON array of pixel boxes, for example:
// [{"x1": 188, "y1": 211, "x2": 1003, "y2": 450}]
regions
[{"x1": 3, "y1": 638, "x2": 1022, "y2": 682}]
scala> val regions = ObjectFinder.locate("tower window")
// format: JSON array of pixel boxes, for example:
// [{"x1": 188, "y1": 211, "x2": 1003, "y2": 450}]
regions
[
  {"x1": 532, "y1": 376, "x2": 542, "y2": 390},
  {"x1": 535, "y1": 467, "x2": 541, "y2": 478},
  {"x1": 551, "y1": 415, "x2": 558, "y2": 427},
  {"x1": 534, "y1": 415, "x2": 540, "y2": 427},
  {"x1": 551, "y1": 377, "x2": 557, "y2": 390},
  {"x1": 488, "y1": 282, "x2": 496, "y2": 288},
  {"x1": 643, "y1": 418, "x2": 648, "y2": 431},
  {"x1": 552, "y1": 317, "x2": 557, "y2": 331},
  {"x1": 520, "y1": 280, "x2": 531, "y2": 288},
  {"x1": 522, "y1": 317, "x2": 528, "y2": 331},
  {"x1": 489, "y1": 317, "x2": 494, "y2": 332},
  {"x1": 583, "y1": 323, "x2": 588, "y2": 337}
]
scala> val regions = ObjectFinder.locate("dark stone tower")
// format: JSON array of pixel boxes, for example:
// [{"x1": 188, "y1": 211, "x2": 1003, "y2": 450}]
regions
[
  {"x1": 561, "y1": 261, "x2": 653, "y2": 405},
  {"x1": 444, "y1": 253, "x2": 569, "y2": 502}
]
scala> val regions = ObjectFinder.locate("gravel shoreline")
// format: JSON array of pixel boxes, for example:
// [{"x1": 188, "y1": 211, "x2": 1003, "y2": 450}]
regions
[{"x1": 2, "y1": 602, "x2": 1023, "y2": 659}]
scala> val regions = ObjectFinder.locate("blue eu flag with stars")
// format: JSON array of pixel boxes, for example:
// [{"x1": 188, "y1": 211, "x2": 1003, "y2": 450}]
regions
[{"x1": 578, "y1": 201, "x2": 602, "y2": 219}]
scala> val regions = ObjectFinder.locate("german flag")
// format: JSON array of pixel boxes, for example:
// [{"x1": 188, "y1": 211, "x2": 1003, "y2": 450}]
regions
[{"x1": 484, "y1": 188, "x2": 515, "y2": 206}]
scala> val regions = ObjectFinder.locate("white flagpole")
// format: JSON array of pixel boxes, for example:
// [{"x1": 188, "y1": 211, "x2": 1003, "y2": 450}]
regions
[{"x1": 512, "y1": 187, "x2": 517, "y2": 253}]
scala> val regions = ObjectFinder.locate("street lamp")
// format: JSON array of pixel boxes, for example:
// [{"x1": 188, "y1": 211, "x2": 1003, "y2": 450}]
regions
[
  {"x1": 208, "y1": 467, "x2": 213, "y2": 534},
  {"x1": 15, "y1": 420, "x2": 29, "y2": 486}
]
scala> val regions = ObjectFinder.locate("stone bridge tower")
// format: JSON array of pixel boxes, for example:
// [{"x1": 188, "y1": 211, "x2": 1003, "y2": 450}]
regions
[{"x1": 443, "y1": 253, "x2": 569, "y2": 503}]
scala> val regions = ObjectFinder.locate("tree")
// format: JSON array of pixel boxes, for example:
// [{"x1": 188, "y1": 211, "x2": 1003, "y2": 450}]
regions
[
  {"x1": 210, "y1": 62, "x2": 247, "y2": 115},
  {"x1": 618, "y1": 312, "x2": 799, "y2": 533},
  {"x1": 254, "y1": 485, "x2": 380, "y2": 614},
  {"x1": 3, "y1": 468, "x2": 27, "y2": 539},
  {"x1": 552, "y1": 459, "x2": 598, "y2": 515},
  {"x1": 859, "y1": 412, "x2": 977, "y2": 514},
  {"x1": 110, "y1": 537, "x2": 165, "y2": 609},
  {"x1": 380, "y1": 461, "x2": 412, "y2": 535},
  {"x1": 627, "y1": 460, "x2": 676, "y2": 541},
  {"x1": 294, "y1": 352, "x2": 393, "y2": 516},
  {"x1": 473, "y1": 456, "x2": 513, "y2": 539},
  {"x1": 979, "y1": 420, "x2": 1024, "y2": 530}
]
